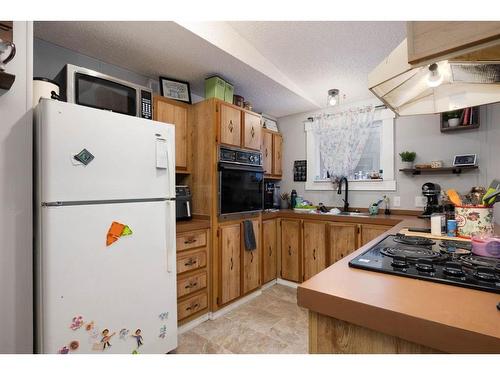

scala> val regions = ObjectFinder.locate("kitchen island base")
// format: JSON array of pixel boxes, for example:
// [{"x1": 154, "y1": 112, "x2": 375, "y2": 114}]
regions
[{"x1": 308, "y1": 311, "x2": 442, "y2": 354}]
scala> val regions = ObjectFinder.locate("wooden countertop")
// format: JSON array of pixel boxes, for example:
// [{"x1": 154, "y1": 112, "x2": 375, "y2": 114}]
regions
[
  {"x1": 289, "y1": 213, "x2": 500, "y2": 354},
  {"x1": 176, "y1": 218, "x2": 211, "y2": 233}
]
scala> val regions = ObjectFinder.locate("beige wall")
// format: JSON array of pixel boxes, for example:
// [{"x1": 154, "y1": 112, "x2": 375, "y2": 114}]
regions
[
  {"x1": 278, "y1": 102, "x2": 500, "y2": 222},
  {"x1": 0, "y1": 21, "x2": 33, "y2": 353}
]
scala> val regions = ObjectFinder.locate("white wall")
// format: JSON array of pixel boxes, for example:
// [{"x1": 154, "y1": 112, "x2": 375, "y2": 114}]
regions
[
  {"x1": 0, "y1": 21, "x2": 33, "y2": 353},
  {"x1": 278, "y1": 102, "x2": 500, "y2": 221}
]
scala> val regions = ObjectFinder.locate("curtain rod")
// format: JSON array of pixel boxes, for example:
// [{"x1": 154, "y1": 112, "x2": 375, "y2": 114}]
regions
[{"x1": 304, "y1": 104, "x2": 387, "y2": 122}]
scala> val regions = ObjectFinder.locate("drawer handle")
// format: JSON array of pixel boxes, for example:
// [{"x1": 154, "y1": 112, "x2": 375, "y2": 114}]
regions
[
  {"x1": 185, "y1": 281, "x2": 198, "y2": 289},
  {"x1": 186, "y1": 303, "x2": 200, "y2": 311},
  {"x1": 313, "y1": 249, "x2": 316, "y2": 260},
  {"x1": 230, "y1": 257, "x2": 233, "y2": 270},
  {"x1": 185, "y1": 258, "x2": 197, "y2": 266},
  {"x1": 269, "y1": 245, "x2": 272, "y2": 257},
  {"x1": 251, "y1": 126, "x2": 255, "y2": 138},
  {"x1": 229, "y1": 120, "x2": 233, "y2": 132},
  {"x1": 184, "y1": 237, "x2": 197, "y2": 244},
  {"x1": 250, "y1": 252, "x2": 254, "y2": 263},
  {"x1": 288, "y1": 246, "x2": 292, "y2": 256}
]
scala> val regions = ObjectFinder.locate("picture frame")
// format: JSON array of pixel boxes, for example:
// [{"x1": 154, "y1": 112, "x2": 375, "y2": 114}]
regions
[{"x1": 159, "y1": 76, "x2": 192, "y2": 104}]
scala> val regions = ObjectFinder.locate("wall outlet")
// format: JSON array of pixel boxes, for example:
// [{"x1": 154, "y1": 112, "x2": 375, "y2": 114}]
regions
[
  {"x1": 415, "y1": 196, "x2": 427, "y2": 208},
  {"x1": 392, "y1": 196, "x2": 401, "y2": 207}
]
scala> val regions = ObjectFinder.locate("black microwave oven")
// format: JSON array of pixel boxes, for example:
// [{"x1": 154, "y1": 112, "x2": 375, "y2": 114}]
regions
[{"x1": 55, "y1": 64, "x2": 152, "y2": 119}]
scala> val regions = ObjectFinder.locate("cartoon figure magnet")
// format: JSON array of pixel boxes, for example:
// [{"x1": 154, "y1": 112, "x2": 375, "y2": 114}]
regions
[
  {"x1": 100, "y1": 328, "x2": 116, "y2": 350},
  {"x1": 119, "y1": 328, "x2": 130, "y2": 340},
  {"x1": 158, "y1": 312, "x2": 169, "y2": 321},
  {"x1": 69, "y1": 315, "x2": 84, "y2": 330},
  {"x1": 132, "y1": 329, "x2": 143, "y2": 348},
  {"x1": 158, "y1": 325, "x2": 167, "y2": 339}
]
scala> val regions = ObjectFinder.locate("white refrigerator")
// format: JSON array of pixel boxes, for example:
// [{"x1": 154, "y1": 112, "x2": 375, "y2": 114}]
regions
[{"x1": 34, "y1": 99, "x2": 177, "y2": 354}]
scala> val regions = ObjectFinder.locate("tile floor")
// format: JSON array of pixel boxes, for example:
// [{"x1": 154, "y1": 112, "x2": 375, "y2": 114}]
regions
[{"x1": 174, "y1": 284, "x2": 308, "y2": 354}]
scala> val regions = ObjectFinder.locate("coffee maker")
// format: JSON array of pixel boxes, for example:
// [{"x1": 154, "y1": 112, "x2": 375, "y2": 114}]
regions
[
  {"x1": 264, "y1": 182, "x2": 280, "y2": 209},
  {"x1": 420, "y1": 182, "x2": 442, "y2": 218}
]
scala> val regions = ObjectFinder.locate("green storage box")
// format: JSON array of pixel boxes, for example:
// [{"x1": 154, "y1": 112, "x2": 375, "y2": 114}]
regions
[
  {"x1": 224, "y1": 81, "x2": 234, "y2": 103},
  {"x1": 205, "y1": 76, "x2": 226, "y2": 100}
]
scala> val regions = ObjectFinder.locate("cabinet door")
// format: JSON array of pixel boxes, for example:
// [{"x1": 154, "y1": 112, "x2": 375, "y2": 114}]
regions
[
  {"x1": 281, "y1": 219, "x2": 301, "y2": 282},
  {"x1": 262, "y1": 219, "x2": 277, "y2": 284},
  {"x1": 219, "y1": 104, "x2": 241, "y2": 147},
  {"x1": 273, "y1": 134, "x2": 283, "y2": 177},
  {"x1": 219, "y1": 224, "x2": 241, "y2": 305},
  {"x1": 262, "y1": 131, "x2": 273, "y2": 175},
  {"x1": 154, "y1": 98, "x2": 189, "y2": 172},
  {"x1": 303, "y1": 221, "x2": 327, "y2": 280},
  {"x1": 360, "y1": 224, "x2": 391, "y2": 247},
  {"x1": 328, "y1": 223, "x2": 358, "y2": 265},
  {"x1": 241, "y1": 219, "x2": 260, "y2": 294},
  {"x1": 243, "y1": 112, "x2": 262, "y2": 151}
]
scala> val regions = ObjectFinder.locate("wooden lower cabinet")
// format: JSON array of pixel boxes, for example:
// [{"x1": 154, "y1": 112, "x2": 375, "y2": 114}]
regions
[
  {"x1": 328, "y1": 223, "x2": 358, "y2": 265},
  {"x1": 176, "y1": 228, "x2": 210, "y2": 324},
  {"x1": 262, "y1": 219, "x2": 277, "y2": 284},
  {"x1": 360, "y1": 224, "x2": 391, "y2": 246},
  {"x1": 281, "y1": 219, "x2": 302, "y2": 282},
  {"x1": 219, "y1": 223, "x2": 241, "y2": 305},
  {"x1": 242, "y1": 219, "x2": 260, "y2": 294},
  {"x1": 303, "y1": 221, "x2": 327, "y2": 281}
]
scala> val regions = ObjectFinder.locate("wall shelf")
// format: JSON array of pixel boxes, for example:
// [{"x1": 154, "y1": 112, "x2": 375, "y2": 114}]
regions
[
  {"x1": 399, "y1": 166, "x2": 478, "y2": 175},
  {"x1": 440, "y1": 106, "x2": 480, "y2": 133}
]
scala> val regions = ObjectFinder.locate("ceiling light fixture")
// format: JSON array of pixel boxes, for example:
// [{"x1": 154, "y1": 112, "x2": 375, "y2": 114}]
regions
[
  {"x1": 327, "y1": 89, "x2": 339, "y2": 106},
  {"x1": 427, "y1": 63, "x2": 443, "y2": 88}
]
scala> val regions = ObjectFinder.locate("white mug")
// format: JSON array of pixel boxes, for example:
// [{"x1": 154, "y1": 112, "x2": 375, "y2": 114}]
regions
[{"x1": 0, "y1": 39, "x2": 16, "y2": 72}]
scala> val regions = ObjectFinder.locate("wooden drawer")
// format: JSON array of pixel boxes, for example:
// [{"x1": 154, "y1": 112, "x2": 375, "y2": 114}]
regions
[
  {"x1": 177, "y1": 230, "x2": 207, "y2": 252},
  {"x1": 178, "y1": 292, "x2": 208, "y2": 321},
  {"x1": 177, "y1": 270, "x2": 207, "y2": 298},
  {"x1": 177, "y1": 248, "x2": 207, "y2": 274}
]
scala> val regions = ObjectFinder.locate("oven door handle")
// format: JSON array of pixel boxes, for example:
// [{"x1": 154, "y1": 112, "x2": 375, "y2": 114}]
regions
[{"x1": 218, "y1": 162, "x2": 264, "y2": 173}]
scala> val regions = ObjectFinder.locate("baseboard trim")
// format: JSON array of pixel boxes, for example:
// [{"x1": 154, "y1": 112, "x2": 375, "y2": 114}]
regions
[
  {"x1": 261, "y1": 279, "x2": 277, "y2": 290},
  {"x1": 209, "y1": 289, "x2": 262, "y2": 320},
  {"x1": 277, "y1": 278, "x2": 300, "y2": 289},
  {"x1": 177, "y1": 313, "x2": 210, "y2": 335}
]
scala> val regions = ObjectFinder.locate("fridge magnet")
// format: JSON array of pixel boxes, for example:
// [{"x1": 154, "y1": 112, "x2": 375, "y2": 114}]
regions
[
  {"x1": 158, "y1": 312, "x2": 169, "y2": 321},
  {"x1": 58, "y1": 345, "x2": 70, "y2": 354},
  {"x1": 119, "y1": 328, "x2": 130, "y2": 340},
  {"x1": 106, "y1": 221, "x2": 133, "y2": 246},
  {"x1": 69, "y1": 315, "x2": 84, "y2": 330},
  {"x1": 69, "y1": 340, "x2": 80, "y2": 351},
  {"x1": 131, "y1": 350, "x2": 139, "y2": 354},
  {"x1": 131, "y1": 329, "x2": 144, "y2": 348},
  {"x1": 84, "y1": 321, "x2": 94, "y2": 332},
  {"x1": 100, "y1": 328, "x2": 116, "y2": 350},
  {"x1": 158, "y1": 325, "x2": 167, "y2": 339}
]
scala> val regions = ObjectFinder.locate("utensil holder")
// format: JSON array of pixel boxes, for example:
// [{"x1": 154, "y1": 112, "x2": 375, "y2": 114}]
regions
[{"x1": 455, "y1": 206, "x2": 494, "y2": 239}]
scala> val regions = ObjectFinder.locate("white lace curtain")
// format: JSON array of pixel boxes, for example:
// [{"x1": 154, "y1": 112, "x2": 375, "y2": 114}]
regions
[{"x1": 309, "y1": 105, "x2": 375, "y2": 181}]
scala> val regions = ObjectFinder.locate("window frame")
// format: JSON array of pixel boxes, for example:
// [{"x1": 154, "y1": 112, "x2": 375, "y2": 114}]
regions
[{"x1": 305, "y1": 107, "x2": 396, "y2": 191}]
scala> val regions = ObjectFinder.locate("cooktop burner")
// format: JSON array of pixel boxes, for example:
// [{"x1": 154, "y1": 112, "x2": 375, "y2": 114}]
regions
[
  {"x1": 349, "y1": 234, "x2": 500, "y2": 294},
  {"x1": 393, "y1": 234, "x2": 435, "y2": 246}
]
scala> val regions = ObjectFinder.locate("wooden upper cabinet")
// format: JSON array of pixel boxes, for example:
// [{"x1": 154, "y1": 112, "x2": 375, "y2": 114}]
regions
[
  {"x1": 262, "y1": 131, "x2": 273, "y2": 175},
  {"x1": 328, "y1": 223, "x2": 358, "y2": 265},
  {"x1": 303, "y1": 221, "x2": 327, "y2": 281},
  {"x1": 154, "y1": 96, "x2": 190, "y2": 173},
  {"x1": 262, "y1": 219, "x2": 277, "y2": 284},
  {"x1": 219, "y1": 103, "x2": 242, "y2": 147},
  {"x1": 281, "y1": 219, "x2": 301, "y2": 282},
  {"x1": 219, "y1": 224, "x2": 241, "y2": 305},
  {"x1": 360, "y1": 224, "x2": 391, "y2": 247},
  {"x1": 407, "y1": 21, "x2": 500, "y2": 65},
  {"x1": 273, "y1": 133, "x2": 283, "y2": 177},
  {"x1": 243, "y1": 112, "x2": 262, "y2": 151},
  {"x1": 241, "y1": 219, "x2": 260, "y2": 294}
]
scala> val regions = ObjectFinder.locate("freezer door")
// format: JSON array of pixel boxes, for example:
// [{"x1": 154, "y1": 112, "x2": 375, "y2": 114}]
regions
[
  {"x1": 36, "y1": 200, "x2": 177, "y2": 354},
  {"x1": 35, "y1": 100, "x2": 175, "y2": 203}
]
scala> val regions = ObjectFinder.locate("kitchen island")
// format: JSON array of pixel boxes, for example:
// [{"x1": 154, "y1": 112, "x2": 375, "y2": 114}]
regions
[{"x1": 296, "y1": 216, "x2": 500, "y2": 354}]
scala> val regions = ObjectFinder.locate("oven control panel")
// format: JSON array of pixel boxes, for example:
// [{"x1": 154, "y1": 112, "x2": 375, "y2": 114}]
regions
[{"x1": 219, "y1": 146, "x2": 262, "y2": 166}]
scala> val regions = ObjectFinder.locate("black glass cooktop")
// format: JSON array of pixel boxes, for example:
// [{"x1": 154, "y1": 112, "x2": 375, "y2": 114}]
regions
[{"x1": 349, "y1": 234, "x2": 500, "y2": 294}]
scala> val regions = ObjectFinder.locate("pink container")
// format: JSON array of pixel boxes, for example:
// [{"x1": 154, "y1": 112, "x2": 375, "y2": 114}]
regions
[{"x1": 471, "y1": 235, "x2": 500, "y2": 258}]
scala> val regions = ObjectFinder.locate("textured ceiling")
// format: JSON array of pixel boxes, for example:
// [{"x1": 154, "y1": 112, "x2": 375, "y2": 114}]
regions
[{"x1": 34, "y1": 21, "x2": 406, "y2": 118}]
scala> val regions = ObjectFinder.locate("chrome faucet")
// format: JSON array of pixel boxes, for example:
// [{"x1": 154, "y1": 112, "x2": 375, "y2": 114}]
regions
[{"x1": 337, "y1": 176, "x2": 349, "y2": 212}]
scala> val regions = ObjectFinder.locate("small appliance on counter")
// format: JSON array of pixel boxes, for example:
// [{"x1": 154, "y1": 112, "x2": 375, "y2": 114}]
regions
[
  {"x1": 175, "y1": 185, "x2": 192, "y2": 221},
  {"x1": 55, "y1": 64, "x2": 153, "y2": 119},
  {"x1": 33, "y1": 77, "x2": 60, "y2": 106},
  {"x1": 264, "y1": 182, "x2": 281, "y2": 209},
  {"x1": 420, "y1": 182, "x2": 442, "y2": 218}
]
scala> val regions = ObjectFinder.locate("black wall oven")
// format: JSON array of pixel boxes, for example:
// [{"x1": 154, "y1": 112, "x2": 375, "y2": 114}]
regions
[{"x1": 218, "y1": 146, "x2": 264, "y2": 215}]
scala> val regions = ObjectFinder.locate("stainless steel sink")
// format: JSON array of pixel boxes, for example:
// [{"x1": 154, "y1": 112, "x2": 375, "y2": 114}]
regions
[{"x1": 336, "y1": 211, "x2": 370, "y2": 217}]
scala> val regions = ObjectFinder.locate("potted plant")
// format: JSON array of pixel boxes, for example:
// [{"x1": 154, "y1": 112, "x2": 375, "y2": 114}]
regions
[
  {"x1": 280, "y1": 192, "x2": 290, "y2": 209},
  {"x1": 399, "y1": 151, "x2": 416, "y2": 169},
  {"x1": 446, "y1": 110, "x2": 461, "y2": 127}
]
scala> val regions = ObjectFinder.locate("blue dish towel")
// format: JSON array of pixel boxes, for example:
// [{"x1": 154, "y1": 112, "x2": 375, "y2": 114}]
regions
[{"x1": 243, "y1": 220, "x2": 256, "y2": 251}]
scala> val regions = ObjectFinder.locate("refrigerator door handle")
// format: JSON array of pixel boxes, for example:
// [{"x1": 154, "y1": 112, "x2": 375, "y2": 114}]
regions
[{"x1": 166, "y1": 200, "x2": 175, "y2": 273}]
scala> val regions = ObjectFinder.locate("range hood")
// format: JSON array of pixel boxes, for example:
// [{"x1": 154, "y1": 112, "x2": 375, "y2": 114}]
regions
[{"x1": 368, "y1": 39, "x2": 500, "y2": 116}]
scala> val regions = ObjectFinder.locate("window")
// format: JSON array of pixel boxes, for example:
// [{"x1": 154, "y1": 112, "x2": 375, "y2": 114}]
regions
[{"x1": 305, "y1": 106, "x2": 395, "y2": 191}]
